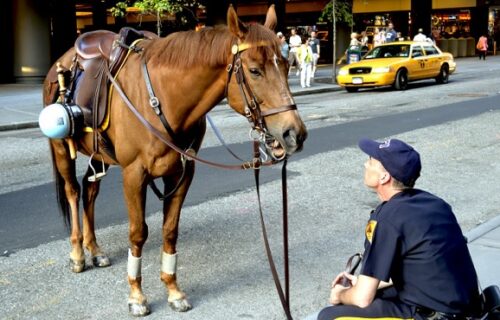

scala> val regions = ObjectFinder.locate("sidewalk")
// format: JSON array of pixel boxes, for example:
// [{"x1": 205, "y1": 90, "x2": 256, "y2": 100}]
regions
[{"x1": 0, "y1": 65, "x2": 342, "y2": 132}]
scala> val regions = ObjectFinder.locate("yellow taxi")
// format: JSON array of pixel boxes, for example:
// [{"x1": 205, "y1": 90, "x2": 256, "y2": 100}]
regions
[{"x1": 336, "y1": 41, "x2": 456, "y2": 92}]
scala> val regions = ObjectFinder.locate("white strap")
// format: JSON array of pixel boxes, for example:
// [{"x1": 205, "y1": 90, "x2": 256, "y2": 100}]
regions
[
  {"x1": 127, "y1": 248, "x2": 142, "y2": 279},
  {"x1": 161, "y1": 251, "x2": 177, "y2": 275}
]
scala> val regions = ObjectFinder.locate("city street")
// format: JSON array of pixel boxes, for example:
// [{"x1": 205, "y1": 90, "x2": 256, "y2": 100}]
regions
[{"x1": 1, "y1": 56, "x2": 500, "y2": 319}]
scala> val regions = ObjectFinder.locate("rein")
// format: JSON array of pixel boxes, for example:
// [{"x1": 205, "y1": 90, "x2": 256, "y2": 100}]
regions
[{"x1": 106, "y1": 39, "x2": 295, "y2": 320}]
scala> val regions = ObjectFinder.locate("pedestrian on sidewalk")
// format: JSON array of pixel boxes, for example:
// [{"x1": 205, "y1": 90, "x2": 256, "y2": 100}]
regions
[
  {"x1": 308, "y1": 31, "x2": 320, "y2": 79},
  {"x1": 385, "y1": 22, "x2": 397, "y2": 43},
  {"x1": 277, "y1": 31, "x2": 289, "y2": 60},
  {"x1": 298, "y1": 36, "x2": 313, "y2": 88},
  {"x1": 476, "y1": 34, "x2": 488, "y2": 60},
  {"x1": 413, "y1": 28, "x2": 427, "y2": 42},
  {"x1": 315, "y1": 138, "x2": 481, "y2": 320},
  {"x1": 288, "y1": 28, "x2": 302, "y2": 76},
  {"x1": 373, "y1": 28, "x2": 385, "y2": 47}
]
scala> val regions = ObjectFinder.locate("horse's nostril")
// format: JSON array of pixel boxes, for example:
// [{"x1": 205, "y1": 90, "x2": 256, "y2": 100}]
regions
[
  {"x1": 283, "y1": 129, "x2": 297, "y2": 148},
  {"x1": 297, "y1": 129, "x2": 307, "y2": 144}
]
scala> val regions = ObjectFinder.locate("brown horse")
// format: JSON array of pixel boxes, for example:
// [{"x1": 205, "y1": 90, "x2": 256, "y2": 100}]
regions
[{"x1": 42, "y1": 5, "x2": 306, "y2": 316}]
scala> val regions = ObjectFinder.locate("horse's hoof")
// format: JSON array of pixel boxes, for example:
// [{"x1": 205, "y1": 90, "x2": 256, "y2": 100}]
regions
[
  {"x1": 128, "y1": 302, "x2": 151, "y2": 317},
  {"x1": 168, "y1": 298, "x2": 192, "y2": 312},
  {"x1": 70, "y1": 259, "x2": 85, "y2": 273},
  {"x1": 92, "y1": 255, "x2": 111, "y2": 268}
]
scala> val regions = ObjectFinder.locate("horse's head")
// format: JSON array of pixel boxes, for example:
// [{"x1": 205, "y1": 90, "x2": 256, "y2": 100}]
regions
[{"x1": 225, "y1": 5, "x2": 307, "y2": 159}]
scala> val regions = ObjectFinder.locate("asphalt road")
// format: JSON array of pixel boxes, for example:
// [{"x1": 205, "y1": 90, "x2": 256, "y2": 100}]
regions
[{"x1": 1, "y1": 94, "x2": 499, "y2": 254}]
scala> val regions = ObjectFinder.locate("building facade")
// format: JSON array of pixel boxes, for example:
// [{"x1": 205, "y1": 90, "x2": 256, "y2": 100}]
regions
[
  {"x1": 1, "y1": 0, "x2": 498, "y2": 84},
  {"x1": 352, "y1": 0, "x2": 499, "y2": 49},
  {"x1": 0, "y1": 0, "x2": 331, "y2": 84}
]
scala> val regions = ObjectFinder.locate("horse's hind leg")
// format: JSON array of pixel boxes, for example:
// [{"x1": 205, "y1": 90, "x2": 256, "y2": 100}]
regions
[
  {"x1": 81, "y1": 160, "x2": 111, "y2": 268},
  {"x1": 122, "y1": 164, "x2": 151, "y2": 317},
  {"x1": 160, "y1": 163, "x2": 195, "y2": 312},
  {"x1": 50, "y1": 140, "x2": 85, "y2": 273}
]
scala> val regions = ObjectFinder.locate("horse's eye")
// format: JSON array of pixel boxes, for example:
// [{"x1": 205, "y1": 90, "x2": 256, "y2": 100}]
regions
[{"x1": 249, "y1": 68, "x2": 261, "y2": 76}]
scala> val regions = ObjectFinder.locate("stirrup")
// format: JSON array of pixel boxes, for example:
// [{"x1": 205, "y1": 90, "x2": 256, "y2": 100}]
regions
[{"x1": 88, "y1": 153, "x2": 107, "y2": 182}]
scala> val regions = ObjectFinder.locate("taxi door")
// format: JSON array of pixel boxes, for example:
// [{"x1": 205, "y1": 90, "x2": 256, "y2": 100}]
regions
[
  {"x1": 422, "y1": 44, "x2": 442, "y2": 77},
  {"x1": 407, "y1": 44, "x2": 426, "y2": 80}
]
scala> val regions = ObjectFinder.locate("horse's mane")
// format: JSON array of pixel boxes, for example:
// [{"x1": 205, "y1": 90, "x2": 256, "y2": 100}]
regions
[{"x1": 143, "y1": 23, "x2": 281, "y2": 69}]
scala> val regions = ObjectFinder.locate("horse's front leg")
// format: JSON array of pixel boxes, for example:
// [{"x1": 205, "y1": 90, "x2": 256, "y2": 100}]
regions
[
  {"x1": 81, "y1": 160, "x2": 111, "y2": 268},
  {"x1": 160, "y1": 162, "x2": 195, "y2": 312},
  {"x1": 123, "y1": 164, "x2": 150, "y2": 317},
  {"x1": 51, "y1": 141, "x2": 85, "y2": 273}
]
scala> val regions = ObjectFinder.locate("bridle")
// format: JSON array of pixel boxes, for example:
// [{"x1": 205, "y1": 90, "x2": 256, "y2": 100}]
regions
[
  {"x1": 225, "y1": 41, "x2": 297, "y2": 161},
  {"x1": 105, "y1": 38, "x2": 296, "y2": 320}
]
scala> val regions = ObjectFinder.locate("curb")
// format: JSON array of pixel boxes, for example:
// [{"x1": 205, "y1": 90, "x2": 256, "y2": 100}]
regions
[
  {"x1": 465, "y1": 214, "x2": 500, "y2": 243},
  {"x1": 0, "y1": 83, "x2": 341, "y2": 132},
  {"x1": 0, "y1": 121, "x2": 40, "y2": 132}
]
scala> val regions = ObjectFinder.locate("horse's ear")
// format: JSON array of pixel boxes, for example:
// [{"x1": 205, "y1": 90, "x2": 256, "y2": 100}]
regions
[
  {"x1": 227, "y1": 4, "x2": 247, "y2": 40},
  {"x1": 264, "y1": 4, "x2": 277, "y2": 31}
]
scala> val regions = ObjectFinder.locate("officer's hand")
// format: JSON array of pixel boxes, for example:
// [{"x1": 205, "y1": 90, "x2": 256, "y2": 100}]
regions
[
  {"x1": 331, "y1": 271, "x2": 357, "y2": 288},
  {"x1": 344, "y1": 272, "x2": 358, "y2": 286},
  {"x1": 329, "y1": 282, "x2": 349, "y2": 305}
]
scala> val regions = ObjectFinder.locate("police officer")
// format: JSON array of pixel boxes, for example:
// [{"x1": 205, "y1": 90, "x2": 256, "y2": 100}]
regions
[{"x1": 317, "y1": 138, "x2": 480, "y2": 320}]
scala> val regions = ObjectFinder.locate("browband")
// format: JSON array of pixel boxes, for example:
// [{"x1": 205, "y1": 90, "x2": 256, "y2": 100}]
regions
[{"x1": 232, "y1": 41, "x2": 271, "y2": 54}]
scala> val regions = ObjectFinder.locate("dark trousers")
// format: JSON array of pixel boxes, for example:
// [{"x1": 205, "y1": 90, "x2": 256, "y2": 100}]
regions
[
  {"x1": 478, "y1": 51, "x2": 486, "y2": 60},
  {"x1": 317, "y1": 287, "x2": 421, "y2": 320}
]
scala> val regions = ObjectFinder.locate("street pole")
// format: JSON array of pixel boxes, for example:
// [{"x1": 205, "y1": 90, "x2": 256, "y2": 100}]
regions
[{"x1": 332, "y1": 0, "x2": 337, "y2": 83}]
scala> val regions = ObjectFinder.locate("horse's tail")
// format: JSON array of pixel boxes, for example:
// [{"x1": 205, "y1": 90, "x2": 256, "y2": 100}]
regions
[{"x1": 49, "y1": 143, "x2": 72, "y2": 228}]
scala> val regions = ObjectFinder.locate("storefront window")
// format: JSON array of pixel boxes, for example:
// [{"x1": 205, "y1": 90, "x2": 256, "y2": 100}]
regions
[
  {"x1": 490, "y1": 7, "x2": 499, "y2": 37},
  {"x1": 431, "y1": 10, "x2": 471, "y2": 39}
]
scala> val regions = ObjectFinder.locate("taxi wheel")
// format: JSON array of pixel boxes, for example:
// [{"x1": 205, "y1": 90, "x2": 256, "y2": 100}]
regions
[
  {"x1": 436, "y1": 65, "x2": 449, "y2": 84},
  {"x1": 346, "y1": 87, "x2": 359, "y2": 93},
  {"x1": 394, "y1": 69, "x2": 408, "y2": 90}
]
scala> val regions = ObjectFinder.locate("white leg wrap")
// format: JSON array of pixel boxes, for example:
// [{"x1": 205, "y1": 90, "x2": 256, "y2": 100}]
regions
[
  {"x1": 127, "y1": 249, "x2": 142, "y2": 279},
  {"x1": 161, "y1": 251, "x2": 177, "y2": 275}
]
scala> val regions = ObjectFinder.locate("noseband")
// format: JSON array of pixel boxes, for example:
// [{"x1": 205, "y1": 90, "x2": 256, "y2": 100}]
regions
[{"x1": 225, "y1": 41, "x2": 297, "y2": 160}]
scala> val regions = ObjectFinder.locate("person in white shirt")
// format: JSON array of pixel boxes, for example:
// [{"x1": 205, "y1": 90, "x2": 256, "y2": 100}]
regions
[
  {"x1": 288, "y1": 28, "x2": 302, "y2": 76},
  {"x1": 349, "y1": 32, "x2": 361, "y2": 46},
  {"x1": 413, "y1": 28, "x2": 427, "y2": 42},
  {"x1": 373, "y1": 28, "x2": 385, "y2": 47}
]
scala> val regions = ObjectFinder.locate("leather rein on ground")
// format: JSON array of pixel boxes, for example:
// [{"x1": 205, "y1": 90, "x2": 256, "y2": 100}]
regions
[{"x1": 105, "y1": 39, "x2": 295, "y2": 320}]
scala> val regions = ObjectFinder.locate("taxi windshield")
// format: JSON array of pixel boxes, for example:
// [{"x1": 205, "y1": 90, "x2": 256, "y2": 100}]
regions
[{"x1": 364, "y1": 44, "x2": 411, "y2": 59}]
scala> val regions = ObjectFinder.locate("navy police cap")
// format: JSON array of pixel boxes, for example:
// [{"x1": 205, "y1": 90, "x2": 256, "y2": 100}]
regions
[{"x1": 358, "y1": 138, "x2": 421, "y2": 185}]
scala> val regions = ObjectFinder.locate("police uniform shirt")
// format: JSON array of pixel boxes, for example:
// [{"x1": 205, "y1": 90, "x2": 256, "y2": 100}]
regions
[{"x1": 361, "y1": 189, "x2": 479, "y2": 315}]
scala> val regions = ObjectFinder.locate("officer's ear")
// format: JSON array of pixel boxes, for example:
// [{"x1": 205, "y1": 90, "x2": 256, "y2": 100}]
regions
[{"x1": 380, "y1": 172, "x2": 391, "y2": 185}]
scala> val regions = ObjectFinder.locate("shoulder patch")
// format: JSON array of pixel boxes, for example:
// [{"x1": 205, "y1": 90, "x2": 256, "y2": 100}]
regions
[{"x1": 365, "y1": 220, "x2": 377, "y2": 243}]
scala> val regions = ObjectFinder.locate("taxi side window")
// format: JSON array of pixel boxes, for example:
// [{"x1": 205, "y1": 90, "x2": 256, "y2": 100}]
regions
[
  {"x1": 411, "y1": 46, "x2": 424, "y2": 58},
  {"x1": 423, "y1": 45, "x2": 439, "y2": 56}
]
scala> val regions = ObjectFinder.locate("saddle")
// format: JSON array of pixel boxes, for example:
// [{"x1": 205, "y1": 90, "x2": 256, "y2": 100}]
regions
[{"x1": 72, "y1": 27, "x2": 154, "y2": 131}]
